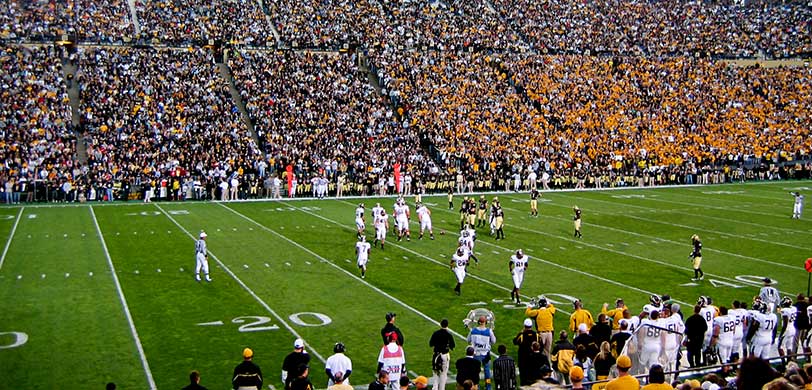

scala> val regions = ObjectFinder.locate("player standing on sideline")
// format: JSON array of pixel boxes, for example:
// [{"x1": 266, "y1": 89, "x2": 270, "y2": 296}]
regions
[
  {"x1": 729, "y1": 300, "x2": 748, "y2": 361},
  {"x1": 710, "y1": 306, "x2": 736, "y2": 363},
  {"x1": 373, "y1": 210, "x2": 389, "y2": 249},
  {"x1": 791, "y1": 191, "x2": 804, "y2": 219},
  {"x1": 572, "y1": 206, "x2": 582, "y2": 238},
  {"x1": 509, "y1": 249, "x2": 529, "y2": 305},
  {"x1": 494, "y1": 200, "x2": 506, "y2": 240},
  {"x1": 195, "y1": 231, "x2": 211, "y2": 282},
  {"x1": 530, "y1": 189, "x2": 540, "y2": 217},
  {"x1": 477, "y1": 196, "x2": 488, "y2": 227},
  {"x1": 689, "y1": 234, "x2": 704, "y2": 281},
  {"x1": 355, "y1": 203, "x2": 366, "y2": 239},
  {"x1": 356, "y1": 236, "x2": 371, "y2": 278},
  {"x1": 760, "y1": 278, "x2": 780, "y2": 312},
  {"x1": 638, "y1": 310, "x2": 664, "y2": 370},
  {"x1": 747, "y1": 301, "x2": 777, "y2": 359},
  {"x1": 416, "y1": 202, "x2": 435, "y2": 240},
  {"x1": 778, "y1": 297, "x2": 798, "y2": 363},
  {"x1": 325, "y1": 343, "x2": 353, "y2": 387},
  {"x1": 451, "y1": 247, "x2": 469, "y2": 295},
  {"x1": 698, "y1": 296, "x2": 718, "y2": 350}
]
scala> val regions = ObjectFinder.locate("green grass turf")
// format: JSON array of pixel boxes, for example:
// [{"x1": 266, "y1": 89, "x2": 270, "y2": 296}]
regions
[{"x1": 0, "y1": 180, "x2": 810, "y2": 389}]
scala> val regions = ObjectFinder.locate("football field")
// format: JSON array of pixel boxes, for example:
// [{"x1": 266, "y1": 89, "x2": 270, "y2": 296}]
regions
[{"x1": 0, "y1": 180, "x2": 810, "y2": 389}]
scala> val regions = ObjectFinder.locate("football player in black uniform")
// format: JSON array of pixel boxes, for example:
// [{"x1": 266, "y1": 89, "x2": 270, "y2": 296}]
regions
[
  {"x1": 494, "y1": 202, "x2": 506, "y2": 240},
  {"x1": 477, "y1": 196, "x2": 488, "y2": 227},
  {"x1": 467, "y1": 198, "x2": 478, "y2": 228},
  {"x1": 573, "y1": 206, "x2": 582, "y2": 238},
  {"x1": 460, "y1": 196, "x2": 470, "y2": 229},
  {"x1": 689, "y1": 234, "x2": 704, "y2": 281},
  {"x1": 530, "y1": 189, "x2": 540, "y2": 217}
]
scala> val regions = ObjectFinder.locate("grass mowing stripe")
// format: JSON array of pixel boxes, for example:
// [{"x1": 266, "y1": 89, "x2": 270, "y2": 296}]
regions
[
  {"x1": 89, "y1": 205, "x2": 156, "y2": 390},
  {"x1": 152, "y1": 203, "x2": 329, "y2": 364},
  {"x1": 567, "y1": 194, "x2": 811, "y2": 250},
  {"x1": 217, "y1": 202, "x2": 479, "y2": 345},
  {"x1": 0, "y1": 206, "x2": 23, "y2": 271},
  {"x1": 612, "y1": 189, "x2": 789, "y2": 219},
  {"x1": 501, "y1": 202, "x2": 799, "y2": 271},
  {"x1": 414, "y1": 201, "x2": 697, "y2": 308},
  {"x1": 279, "y1": 200, "x2": 574, "y2": 317}
]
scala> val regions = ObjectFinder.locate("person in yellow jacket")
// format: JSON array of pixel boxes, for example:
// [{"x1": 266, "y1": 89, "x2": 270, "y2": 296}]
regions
[
  {"x1": 525, "y1": 297, "x2": 555, "y2": 357},
  {"x1": 601, "y1": 298, "x2": 627, "y2": 333},
  {"x1": 570, "y1": 299, "x2": 595, "y2": 333}
]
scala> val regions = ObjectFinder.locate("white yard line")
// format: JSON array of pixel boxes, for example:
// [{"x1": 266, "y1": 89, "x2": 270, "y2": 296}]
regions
[
  {"x1": 89, "y1": 205, "x2": 156, "y2": 390},
  {"x1": 0, "y1": 207, "x2": 24, "y2": 271},
  {"x1": 153, "y1": 204, "x2": 327, "y2": 364},
  {"x1": 217, "y1": 202, "x2": 482, "y2": 343}
]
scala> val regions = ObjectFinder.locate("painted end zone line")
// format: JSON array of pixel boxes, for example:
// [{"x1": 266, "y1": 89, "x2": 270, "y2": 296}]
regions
[
  {"x1": 153, "y1": 204, "x2": 327, "y2": 364},
  {"x1": 216, "y1": 203, "x2": 475, "y2": 344},
  {"x1": 89, "y1": 206, "x2": 157, "y2": 390},
  {"x1": 0, "y1": 207, "x2": 23, "y2": 271}
]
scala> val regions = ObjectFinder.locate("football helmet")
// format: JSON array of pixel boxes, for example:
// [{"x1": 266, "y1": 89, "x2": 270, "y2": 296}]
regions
[
  {"x1": 462, "y1": 230, "x2": 470, "y2": 238},
  {"x1": 359, "y1": 203, "x2": 365, "y2": 208},
  {"x1": 706, "y1": 296, "x2": 713, "y2": 305},
  {"x1": 516, "y1": 249, "x2": 523, "y2": 257},
  {"x1": 781, "y1": 296, "x2": 793, "y2": 308},
  {"x1": 697, "y1": 296, "x2": 708, "y2": 307},
  {"x1": 456, "y1": 247, "x2": 465, "y2": 256},
  {"x1": 334, "y1": 342, "x2": 345, "y2": 353},
  {"x1": 691, "y1": 234, "x2": 700, "y2": 242},
  {"x1": 650, "y1": 294, "x2": 662, "y2": 307},
  {"x1": 753, "y1": 301, "x2": 768, "y2": 314}
]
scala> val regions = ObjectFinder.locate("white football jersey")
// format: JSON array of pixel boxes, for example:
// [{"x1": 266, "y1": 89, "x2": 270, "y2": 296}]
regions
[
  {"x1": 643, "y1": 304, "x2": 663, "y2": 315},
  {"x1": 700, "y1": 306, "x2": 717, "y2": 329},
  {"x1": 755, "y1": 312, "x2": 778, "y2": 340},
  {"x1": 640, "y1": 318, "x2": 664, "y2": 348},
  {"x1": 452, "y1": 252, "x2": 469, "y2": 269},
  {"x1": 661, "y1": 315, "x2": 684, "y2": 350},
  {"x1": 627, "y1": 316, "x2": 641, "y2": 334},
  {"x1": 729, "y1": 308, "x2": 748, "y2": 338},
  {"x1": 355, "y1": 206, "x2": 364, "y2": 219},
  {"x1": 781, "y1": 306, "x2": 798, "y2": 335},
  {"x1": 372, "y1": 205, "x2": 384, "y2": 218},
  {"x1": 394, "y1": 204, "x2": 409, "y2": 219},
  {"x1": 374, "y1": 213, "x2": 388, "y2": 229},
  {"x1": 510, "y1": 255, "x2": 529, "y2": 274},
  {"x1": 713, "y1": 315, "x2": 736, "y2": 346},
  {"x1": 416, "y1": 205, "x2": 430, "y2": 220},
  {"x1": 356, "y1": 241, "x2": 371, "y2": 259}
]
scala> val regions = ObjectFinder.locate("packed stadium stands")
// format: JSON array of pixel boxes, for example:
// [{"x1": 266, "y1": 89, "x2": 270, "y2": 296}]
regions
[{"x1": 0, "y1": 0, "x2": 810, "y2": 201}]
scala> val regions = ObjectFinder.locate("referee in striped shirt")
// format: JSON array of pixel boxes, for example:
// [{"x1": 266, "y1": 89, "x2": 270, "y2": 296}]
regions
[{"x1": 195, "y1": 231, "x2": 211, "y2": 282}]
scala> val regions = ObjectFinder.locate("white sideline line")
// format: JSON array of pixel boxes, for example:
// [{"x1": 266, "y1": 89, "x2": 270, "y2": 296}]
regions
[
  {"x1": 564, "y1": 197, "x2": 809, "y2": 250},
  {"x1": 217, "y1": 203, "x2": 482, "y2": 342},
  {"x1": 0, "y1": 207, "x2": 24, "y2": 271},
  {"x1": 153, "y1": 204, "x2": 327, "y2": 364},
  {"x1": 504, "y1": 202, "x2": 799, "y2": 270},
  {"x1": 89, "y1": 205, "x2": 156, "y2": 390}
]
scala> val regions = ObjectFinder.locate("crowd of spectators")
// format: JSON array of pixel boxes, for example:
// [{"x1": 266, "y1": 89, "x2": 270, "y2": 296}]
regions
[
  {"x1": 266, "y1": 0, "x2": 387, "y2": 49},
  {"x1": 489, "y1": 0, "x2": 812, "y2": 58},
  {"x1": 134, "y1": 0, "x2": 276, "y2": 45},
  {"x1": 229, "y1": 49, "x2": 430, "y2": 190},
  {"x1": 76, "y1": 46, "x2": 262, "y2": 201},
  {"x1": 0, "y1": 45, "x2": 76, "y2": 203},
  {"x1": 0, "y1": 0, "x2": 134, "y2": 43}
]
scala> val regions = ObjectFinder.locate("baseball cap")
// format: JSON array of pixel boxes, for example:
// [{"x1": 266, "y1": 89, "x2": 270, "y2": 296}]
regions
[
  {"x1": 414, "y1": 376, "x2": 428, "y2": 386},
  {"x1": 294, "y1": 338, "x2": 305, "y2": 349},
  {"x1": 524, "y1": 318, "x2": 533, "y2": 327},
  {"x1": 569, "y1": 366, "x2": 584, "y2": 381},
  {"x1": 200, "y1": 231, "x2": 207, "y2": 238},
  {"x1": 243, "y1": 348, "x2": 253, "y2": 358},
  {"x1": 617, "y1": 355, "x2": 632, "y2": 369},
  {"x1": 763, "y1": 277, "x2": 772, "y2": 284},
  {"x1": 578, "y1": 323, "x2": 587, "y2": 333}
]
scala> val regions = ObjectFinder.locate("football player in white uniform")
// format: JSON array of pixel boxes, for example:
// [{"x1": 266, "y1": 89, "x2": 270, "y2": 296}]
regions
[
  {"x1": 450, "y1": 247, "x2": 469, "y2": 295},
  {"x1": 509, "y1": 249, "x2": 529, "y2": 305},
  {"x1": 415, "y1": 202, "x2": 435, "y2": 240},
  {"x1": 373, "y1": 209, "x2": 389, "y2": 249},
  {"x1": 372, "y1": 203, "x2": 384, "y2": 221},
  {"x1": 638, "y1": 310, "x2": 665, "y2": 370},
  {"x1": 747, "y1": 301, "x2": 777, "y2": 359},
  {"x1": 710, "y1": 306, "x2": 737, "y2": 363},
  {"x1": 698, "y1": 296, "x2": 718, "y2": 348},
  {"x1": 355, "y1": 203, "x2": 366, "y2": 239},
  {"x1": 759, "y1": 278, "x2": 780, "y2": 313},
  {"x1": 356, "y1": 235, "x2": 371, "y2": 278},
  {"x1": 643, "y1": 294, "x2": 664, "y2": 315},
  {"x1": 394, "y1": 199, "x2": 411, "y2": 242},
  {"x1": 660, "y1": 304, "x2": 685, "y2": 372},
  {"x1": 791, "y1": 191, "x2": 804, "y2": 219},
  {"x1": 778, "y1": 297, "x2": 798, "y2": 362},
  {"x1": 458, "y1": 228, "x2": 479, "y2": 265},
  {"x1": 729, "y1": 300, "x2": 748, "y2": 361}
]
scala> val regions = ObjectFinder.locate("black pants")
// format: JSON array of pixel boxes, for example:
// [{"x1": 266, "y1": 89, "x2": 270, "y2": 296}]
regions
[{"x1": 686, "y1": 341, "x2": 703, "y2": 367}]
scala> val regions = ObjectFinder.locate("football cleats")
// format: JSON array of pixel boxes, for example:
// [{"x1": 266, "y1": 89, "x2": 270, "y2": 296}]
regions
[
  {"x1": 649, "y1": 294, "x2": 661, "y2": 307},
  {"x1": 697, "y1": 296, "x2": 708, "y2": 307},
  {"x1": 781, "y1": 296, "x2": 793, "y2": 308},
  {"x1": 334, "y1": 342, "x2": 345, "y2": 353}
]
